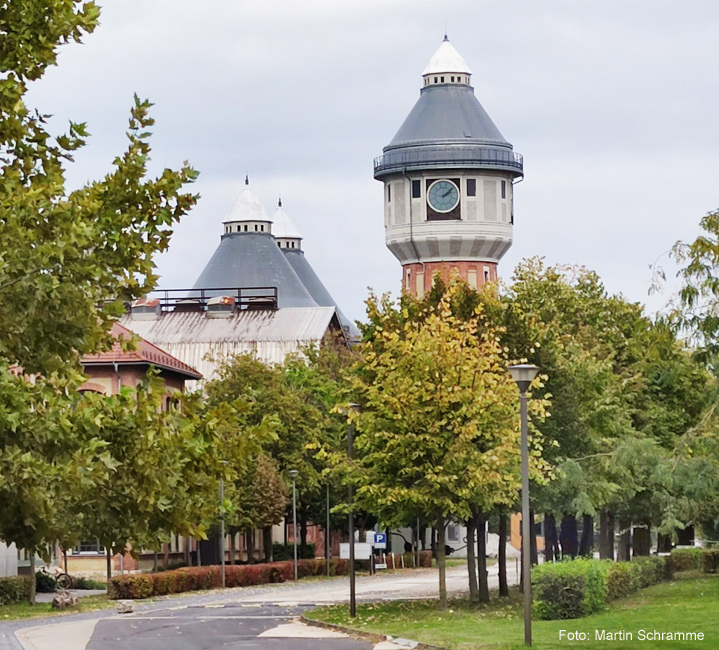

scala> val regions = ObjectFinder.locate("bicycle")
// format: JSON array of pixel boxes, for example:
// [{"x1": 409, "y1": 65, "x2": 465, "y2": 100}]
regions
[{"x1": 39, "y1": 565, "x2": 73, "y2": 590}]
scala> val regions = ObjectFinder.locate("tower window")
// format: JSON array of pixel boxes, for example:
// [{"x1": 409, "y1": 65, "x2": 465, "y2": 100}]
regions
[
  {"x1": 467, "y1": 179, "x2": 476, "y2": 196},
  {"x1": 440, "y1": 76, "x2": 444, "y2": 82},
  {"x1": 501, "y1": 180, "x2": 507, "y2": 199},
  {"x1": 255, "y1": 224, "x2": 258, "y2": 231},
  {"x1": 387, "y1": 185, "x2": 391, "y2": 202},
  {"x1": 244, "y1": 225, "x2": 248, "y2": 231},
  {"x1": 411, "y1": 180, "x2": 421, "y2": 198},
  {"x1": 434, "y1": 76, "x2": 438, "y2": 83},
  {"x1": 277, "y1": 242, "x2": 281, "y2": 247},
  {"x1": 451, "y1": 76, "x2": 455, "y2": 82},
  {"x1": 261, "y1": 224, "x2": 264, "y2": 231}
]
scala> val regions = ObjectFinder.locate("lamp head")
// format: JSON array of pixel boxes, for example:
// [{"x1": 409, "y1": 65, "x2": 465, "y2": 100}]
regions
[
  {"x1": 508, "y1": 364, "x2": 540, "y2": 394},
  {"x1": 288, "y1": 469, "x2": 299, "y2": 480}
]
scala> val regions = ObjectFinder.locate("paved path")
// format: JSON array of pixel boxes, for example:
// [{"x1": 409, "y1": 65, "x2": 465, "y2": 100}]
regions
[{"x1": 4, "y1": 563, "x2": 518, "y2": 650}]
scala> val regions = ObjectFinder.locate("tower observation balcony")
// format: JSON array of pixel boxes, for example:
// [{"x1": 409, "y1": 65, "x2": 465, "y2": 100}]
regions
[{"x1": 373, "y1": 144, "x2": 523, "y2": 178}]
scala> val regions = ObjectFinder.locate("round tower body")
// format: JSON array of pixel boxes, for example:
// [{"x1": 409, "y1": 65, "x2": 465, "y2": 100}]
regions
[{"x1": 374, "y1": 37, "x2": 523, "y2": 296}]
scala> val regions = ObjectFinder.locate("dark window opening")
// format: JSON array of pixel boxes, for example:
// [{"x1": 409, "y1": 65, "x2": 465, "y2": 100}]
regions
[
  {"x1": 467, "y1": 179, "x2": 476, "y2": 196},
  {"x1": 387, "y1": 185, "x2": 391, "y2": 202},
  {"x1": 244, "y1": 225, "x2": 248, "y2": 231},
  {"x1": 254, "y1": 224, "x2": 258, "y2": 231},
  {"x1": 411, "y1": 180, "x2": 421, "y2": 198},
  {"x1": 434, "y1": 76, "x2": 438, "y2": 83},
  {"x1": 451, "y1": 76, "x2": 455, "y2": 82},
  {"x1": 501, "y1": 180, "x2": 507, "y2": 199},
  {"x1": 440, "y1": 76, "x2": 444, "y2": 82}
]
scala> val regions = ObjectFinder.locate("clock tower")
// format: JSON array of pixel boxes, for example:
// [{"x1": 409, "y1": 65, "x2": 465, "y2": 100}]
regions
[{"x1": 374, "y1": 37, "x2": 523, "y2": 296}]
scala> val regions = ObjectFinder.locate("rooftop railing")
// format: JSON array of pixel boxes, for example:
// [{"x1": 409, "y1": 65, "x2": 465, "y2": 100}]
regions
[
  {"x1": 130, "y1": 287, "x2": 279, "y2": 314},
  {"x1": 374, "y1": 145, "x2": 523, "y2": 176}
]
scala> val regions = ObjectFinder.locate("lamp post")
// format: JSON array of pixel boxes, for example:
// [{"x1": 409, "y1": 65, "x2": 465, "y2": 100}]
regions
[
  {"x1": 288, "y1": 469, "x2": 299, "y2": 581},
  {"x1": 326, "y1": 482, "x2": 331, "y2": 576},
  {"x1": 220, "y1": 477, "x2": 226, "y2": 588},
  {"x1": 509, "y1": 363, "x2": 540, "y2": 648},
  {"x1": 345, "y1": 403, "x2": 360, "y2": 618}
]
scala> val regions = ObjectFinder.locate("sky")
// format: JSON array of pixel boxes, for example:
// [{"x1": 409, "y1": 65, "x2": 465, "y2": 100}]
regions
[{"x1": 27, "y1": 0, "x2": 719, "y2": 324}]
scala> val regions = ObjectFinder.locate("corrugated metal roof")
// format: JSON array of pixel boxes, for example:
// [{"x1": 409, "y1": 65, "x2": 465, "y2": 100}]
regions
[
  {"x1": 192, "y1": 232, "x2": 318, "y2": 308},
  {"x1": 120, "y1": 307, "x2": 336, "y2": 345}
]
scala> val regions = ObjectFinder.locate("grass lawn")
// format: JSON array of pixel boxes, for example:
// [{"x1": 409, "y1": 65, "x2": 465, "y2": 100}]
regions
[
  {"x1": 308, "y1": 572, "x2": 719, "y2": 650},
  {"x1": 0, "y1": 594, "x2": 115, "y2": 621}
]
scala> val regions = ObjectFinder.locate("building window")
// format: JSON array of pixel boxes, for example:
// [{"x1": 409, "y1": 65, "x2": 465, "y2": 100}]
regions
[
  {"x1": 451, "y1": 76, "x2": 455, "y2": 82},
  {"x1": 501, "y1": 180, "x2": 507, "y2": 199},
  {"x1": 387, "y1": 185, "x2": 391, "y2": 202},
  {"x1": 75, "y1": 540, "x2": 103, "y2": 554},
  {"x1": 440, "y1": 76, "x2": 444, "y2": 82},
  {"x1": 411, "y1": 179, "x2": 421, "y2": 198},
  {"x1": 261, "y1": 225, "x2": 264, "y2": 231},
  {"x1": 244, "y1": 225, "x2": 248, "y2": 232},
  {"x1": 467, "y1": 179, "x2": 476, "y2": 196},
  {"x1": 484, "y1": 267, "x2": 491, "y2": 283},
  {"x1": 434, "y1": 76, "x2": 438, "y2": 83},
  {"x1": 447, "y1": 525, "x2": 459, "y2": 542},
  {"x1": 468, "y1": 269, "x2": 478, "y2": 290}
]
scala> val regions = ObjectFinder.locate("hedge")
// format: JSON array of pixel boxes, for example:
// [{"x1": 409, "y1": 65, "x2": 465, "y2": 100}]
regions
[
  {"x1": 533, "y1": 556, "x2": 670, "y2": 620},
  {"x1": 703, "y1": 548, "x2": 719, "y2": 574},
  {"x1": 669, "y1": 547, "x2": 703, "y2": 573},
  {"x1": 0, "y1": 576, "x2": 32, "y2": 605},
  {"x1": 109, "y1": 558, "x2": 347, "y2": 599}
]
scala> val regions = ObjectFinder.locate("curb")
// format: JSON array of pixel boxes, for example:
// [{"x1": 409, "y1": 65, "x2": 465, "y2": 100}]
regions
[{"x1": 300, "y1": 616, "x2": 450, "y2": 650}]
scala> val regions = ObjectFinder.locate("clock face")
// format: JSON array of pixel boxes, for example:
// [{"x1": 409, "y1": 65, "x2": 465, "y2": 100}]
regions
[{"x1": 427, "y1": 180, "x2": 460, "y2": 213}]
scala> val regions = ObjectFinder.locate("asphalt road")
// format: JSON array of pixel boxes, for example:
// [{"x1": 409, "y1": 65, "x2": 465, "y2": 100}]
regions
[{"x1": 86, "y1": 603, "x2": 372, "y2": 650}]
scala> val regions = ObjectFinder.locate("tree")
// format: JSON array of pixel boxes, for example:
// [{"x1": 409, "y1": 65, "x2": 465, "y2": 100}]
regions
[
  {"x1": 348, "y1": 281, "x2": 549, "y2": 608},
  {"x1": 0, "y1": 0, "x2": 197, "y2": 601}
]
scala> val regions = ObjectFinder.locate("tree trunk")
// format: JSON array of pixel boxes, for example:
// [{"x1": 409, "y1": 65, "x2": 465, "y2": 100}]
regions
[
  {"x1": 657, "y1": 533, "x2": 672, "y2": 553},
  {"x1": 677, "y1": 525, "x2": 694, "y2": 546},
  {"x1": 632, "y1": 518, "x2": 651, "y2": 556},
  {"x1": 197, "y1": 539, "x2": 202, "y2": 566},
  {"x1": 579, "y1": 515, "x2": 593, "y2": 557},
  {"x1": 436, "y1": 517, "x2": 447, "y2": 609},
  {"x1": 106, "y1": 547, "x2": 112, "y2": 583},
  {"x1": 467, "y1": 519, "x2": 478, "y2": 599},
  {"x1": 498, "y1": 511, "x2": 509, "y2": 597},
  {"x1": 153, "y1": 550, "x2": 158, "y2": 573},
  {"x1": 466, "y1": 517, "x2": 478, "y2": 604},
  {"x1": 246, "y1": 530, "x2": 255, "y2": 564},
  {"x1": 300, "y1": 513, "x2": 308, "y2": 558},
  {"x1": 476, "y1": 511, "x2": 489, "y2": 603},
  {"x1": 529, "y1": 510, "x2": 538, "y2": 566},
  {"x1": 229, "y1": 531, "x2": 236, "y2": 565},
  {"x1": 599, "y1": 511, "x2": 615, "y2": 560},
  {"x1": 29, "y1": 553, "x2": 36, "y2": 606},
  {"x1": 263, "y1": 526, "x2": 273, "y2": 562},
  {"x1": 617, "y1": 518, "x2": 631, "y2": 561},
  {"x1": 544, "y1": 514, "x2": 559, "y2": 562},
  {"x1": 560, "y1": 514, "x2": 578, "y2": 559}
]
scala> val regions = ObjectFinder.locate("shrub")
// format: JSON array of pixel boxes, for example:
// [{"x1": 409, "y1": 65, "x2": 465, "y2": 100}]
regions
[
  {"x1": 670, "y1": 547, "x2": 702, "y2": 572},
  {"x1": 35, "y1": 571, "x2": 57, "y2": 593},
  {"x1": 533, "y1": 558, "x2": 608, "y2": 620},
  {"x1": 0, "y1": 576, "x2": 32, "y2": 605},
  {"x1": 272, "y1": 542, "x2": 315, "y2": 561},
  {"x1": 605, "y1": 562, "x2": 634, "y2": 601},
  {"x1": 703, "y1": 548, "x2": 719, "y2": 574},
  {"x1": 108, "y1": 574, "x2": 153, "y2": 600},
  {"x1": 631, "y1": 556, "x2": 669, "y2": 589}
]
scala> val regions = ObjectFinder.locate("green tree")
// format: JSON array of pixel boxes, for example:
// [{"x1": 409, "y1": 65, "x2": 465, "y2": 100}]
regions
[
  {"x1": 348, "y1": 281, "x2": 549, "y2": 608},
  {"x1": 0, "y1": 0, "x2": 197, "y2": 601}
]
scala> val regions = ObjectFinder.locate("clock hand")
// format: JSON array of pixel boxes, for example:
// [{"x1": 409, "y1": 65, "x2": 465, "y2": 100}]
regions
[{"x1": 441, "y1": 189, "x2": 453, "y2": 198}]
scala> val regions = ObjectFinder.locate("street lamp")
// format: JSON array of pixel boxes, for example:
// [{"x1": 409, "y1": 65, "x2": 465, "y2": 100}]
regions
[
  {"x1": 288, "y1": 469, "x2": 299, "y2": 581},
  {"x1": 345, "y1": 403, "x2": 360, "y2": 618},
  {"x1": 509, "y1": 363, "x2": 540, "y2": 648}
]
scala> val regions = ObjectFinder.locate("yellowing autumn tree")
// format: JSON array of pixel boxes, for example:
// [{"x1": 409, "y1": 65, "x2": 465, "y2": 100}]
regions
[{"x1": 350, "y1": 280, "x2": 549, "y2": 607}]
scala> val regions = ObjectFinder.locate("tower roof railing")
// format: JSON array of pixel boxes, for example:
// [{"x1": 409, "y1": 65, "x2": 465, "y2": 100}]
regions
[
  {"x1": 374, "y1": 145, "x2": 523, "y2": 177},
  {"x1": 130, "y1": 287, "x2": 279, "y2": 314}
]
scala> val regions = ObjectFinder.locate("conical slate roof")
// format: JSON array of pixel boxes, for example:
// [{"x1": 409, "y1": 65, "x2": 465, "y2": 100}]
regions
[
  {"x1": 192, "y1": 232, "x2": 318, "y2": 309},
  {"x1": 284, "y1": 249, "x2": 357, "y2": 335},
  {"x1": 374, "y1": 37, "x2": 522, "y2": 178}
]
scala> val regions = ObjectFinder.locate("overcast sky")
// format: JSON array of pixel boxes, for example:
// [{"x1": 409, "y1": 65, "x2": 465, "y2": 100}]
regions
[{"x1": 27, "y1": 0, "x2": 719, "y2": 324}]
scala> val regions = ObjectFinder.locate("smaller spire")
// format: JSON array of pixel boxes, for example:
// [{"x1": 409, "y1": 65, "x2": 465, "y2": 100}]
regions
[
  {"x1": 278, "y1": 196, "x2": 282, "y2": 207},
  {"x1": 245, "y1": 174, "x2": 249, "y2": 185}
]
